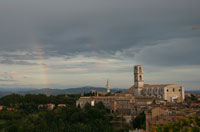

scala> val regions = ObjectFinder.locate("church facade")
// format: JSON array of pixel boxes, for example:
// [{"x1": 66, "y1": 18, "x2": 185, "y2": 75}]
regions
[{"x1": 130, "y1": 65, "x2": 185, "y2": 102}]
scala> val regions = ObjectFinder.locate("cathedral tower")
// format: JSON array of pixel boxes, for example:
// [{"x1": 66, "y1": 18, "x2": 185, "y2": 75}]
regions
[{"x1": 134, "y1": 65, "x2": 144, "y2": 96}]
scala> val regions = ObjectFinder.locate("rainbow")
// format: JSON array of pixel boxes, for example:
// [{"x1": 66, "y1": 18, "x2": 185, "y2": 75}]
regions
[{"x1": 33, "y1": 37, "x2": 49, "y2": 89}]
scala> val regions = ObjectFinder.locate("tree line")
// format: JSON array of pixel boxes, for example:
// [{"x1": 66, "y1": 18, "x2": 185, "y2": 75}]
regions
[{"x1": 0, "y1": 94, "x2": 129, "y2": 132}]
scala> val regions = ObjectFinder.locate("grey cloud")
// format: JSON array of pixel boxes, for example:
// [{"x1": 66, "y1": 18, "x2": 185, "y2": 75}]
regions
[
  {"x1": 135, "y1": 37, "x2": 200, "y2": 66},
  {"x1": 1, "y1": 52, "x2": 40, "y2": 60},
  {"x1": 0, "y1": 52, "x2": 43, "y2": 65},
  {"x1": 0, "y1": 59, "x2": 37, "y2": 65},
  {"x1": 0, "y1": 0, "x2": 199, "y2": 64}
]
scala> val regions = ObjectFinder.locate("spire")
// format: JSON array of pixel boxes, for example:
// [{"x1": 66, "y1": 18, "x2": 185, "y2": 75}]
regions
[{"x1": 106, "y1": 80, "x2": 110, "y2": 93}]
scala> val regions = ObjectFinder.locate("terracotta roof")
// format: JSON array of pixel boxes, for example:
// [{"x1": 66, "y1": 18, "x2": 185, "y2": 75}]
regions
[
  {"x1": 143, "y1": 84, "x2": 170, "y2": 88},
  {"x1": 127, "y1": 85, "x2": 135, "y2": 93},
  {"x1": 129, "y1": 85, "x2": 135, "y2": 89},
  {"x1": 58, "y1": 104, "x2": 66, "y2": 107},
  {"x1": 93, "y1": 96, "x2": 122, "y2": 99},
  {"x1": 129, "y1": 84, "x2": 178, "y2": 89},
  {"x1": 159, "y1": 106, "x2": 168, "y2": 110},
  {"x1": 77, "y1": 97, "x2": 91, "y2": 101}
]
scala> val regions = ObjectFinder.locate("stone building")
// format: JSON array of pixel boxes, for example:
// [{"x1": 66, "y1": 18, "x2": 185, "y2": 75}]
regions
[
  {"x1": 38, "y1": 104, "x2": 55, "y2": 110},
  {"x1": 145, "y1": 106, "x2": 169, "y2": 131},
  {"x1": 76, "y1": 95, "x2": 155, "y2": 115},
  {"x1": 57, "y1": 104, "x2": 66, "y2": 107},
  {"x1": 76, "y1": 97, "x2": 92, "y2": 109},
  {"x1": 76, "y1": 65, "x2": 185, "y2": 115},
  {"x1": 76, "y1": 96, "x2": 138, "y2": 114},
  {"x1": 129, "y1": 65, "x2": 185, "y2": 102},
  {"x1": 89, "y1": 80, "x2": 111, "y2": 96}
]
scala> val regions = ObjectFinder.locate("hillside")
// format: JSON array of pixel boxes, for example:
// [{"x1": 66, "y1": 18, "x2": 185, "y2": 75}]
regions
[
  {"x1": 185, "y1": 90, "x2": 200, "y2": 94},
  {"x1": 0, "y1": 87, "x2": 127, "y2": 97}
]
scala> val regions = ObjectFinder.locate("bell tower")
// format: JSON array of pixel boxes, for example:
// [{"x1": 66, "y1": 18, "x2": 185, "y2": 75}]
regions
[
  {"x1": 106, "y1": 80, "x2": 110, "y2": 93},
  {"x1": 134, "y1": 65, "x2": 144, "y2": 96}
]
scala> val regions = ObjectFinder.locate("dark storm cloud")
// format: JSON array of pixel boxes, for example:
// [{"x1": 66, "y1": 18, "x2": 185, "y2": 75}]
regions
[
  {"x1": 0, "y1": 0, "x2": 200, "y2": 66},
  {"x1": 135, "y1": 37, "x2": 200, "y2": 66},
  {"x1": 0, "y1": 52, "x2": 40, "y2": 65}
]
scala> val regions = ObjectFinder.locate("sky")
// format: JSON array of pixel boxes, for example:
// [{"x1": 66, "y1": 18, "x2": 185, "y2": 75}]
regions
[{"x1": 0, "y1": 0, "x2": 200, "y2": 90}]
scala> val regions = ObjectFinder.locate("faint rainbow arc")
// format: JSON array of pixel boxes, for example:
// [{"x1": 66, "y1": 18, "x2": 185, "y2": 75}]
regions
[{"x1": 33, "y1": 38, "x2": 49, "y2": 89}]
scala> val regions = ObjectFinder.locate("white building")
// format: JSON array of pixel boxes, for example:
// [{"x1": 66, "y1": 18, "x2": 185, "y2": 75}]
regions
[
  {"x1": 106, "y1": 80, "x2": 110, "y2": 93},
  {"x1": 130, "y1": 65, "x2": 185, "y2": 102}
]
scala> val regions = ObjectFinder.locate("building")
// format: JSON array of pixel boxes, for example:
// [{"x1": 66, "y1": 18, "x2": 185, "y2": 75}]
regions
[
  {"x1": 76, "y1": 95, "x2": 155, "y2": 115},
  {"x1": 0, "y1": 105, "x2": 4, "y2": 111},
  {"x1": 76, "y1": 65, "x2": 185, "y2": 115},
  {"x1": 6, "y1": 107, "x2": 16, "y2": 111},
  {"x1": 145, "y1": 106, "x2": 171, "y2": 131},
  {"x1": 57, "y1": 104, "x2": 66, "y2": 107},
  {"x1": 76, "y1": 96, "x2": 138, "y2": 114},
  {"x1": 38, "y1": 104, "x2": 55, "y2": 110},
  {"x1": 106, "y1": 80, "x2": 110, "y2": 93},
  {"x1": 144, "y1": 103, "x2": 200, "y2": 131},
  {"x1": 76, "y1": 97, "x2": 92, "y2": 109},
  {"x1": 89, "y1": 80, "x2": 111, "y2": 96},
  {"x1": 129, "y1": 65, "x2": 185, "y2": 102},
  {"x1": 110, "y1": 96, "x2": 135, "y2": 114}
]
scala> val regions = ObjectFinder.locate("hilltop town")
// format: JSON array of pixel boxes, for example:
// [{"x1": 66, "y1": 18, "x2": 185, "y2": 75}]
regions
[
  {"x1": 76, "y1": 65, "x2": 200, "y2": 131},
  {"x1": 0, "y1": 65, "x2": 199, "y2": 132}
]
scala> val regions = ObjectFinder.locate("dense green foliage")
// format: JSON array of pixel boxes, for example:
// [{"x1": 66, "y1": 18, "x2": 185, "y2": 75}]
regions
[
  {"x1": 0, "y1": 94, "x2": 80, "y2": 114},
  {"x1": 131, "y1": 112, "x2": 146, "y2": 130},
  {"x1": 190, "y1": 95, "x2": 198, "y2": 101},
  {"x1": 0, "y1": 94, "x2": 128, "y2": 132},
  {"x1": 151, "y1": 116, "x2": 200, "y2": 132},
  {"x1": 185, "y1": 94, "x2": 199, "y2": 103}
]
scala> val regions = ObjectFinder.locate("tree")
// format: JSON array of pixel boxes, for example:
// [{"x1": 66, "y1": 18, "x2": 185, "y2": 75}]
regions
[
  {"x1": 94, "y1": 101, "x2": 106, "y2": 110},
  {"x1": 83, "y1": 102, "x2": 91, "y2": 111},
  {"x1": 131, "y1": 112, "x2": 146, "y2": 130}
]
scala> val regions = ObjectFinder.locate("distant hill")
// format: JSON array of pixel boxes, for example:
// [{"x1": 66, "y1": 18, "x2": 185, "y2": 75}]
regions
[
  {"x1": 185, "y1": 90, "x2": 200, "y2": 94},
  {"x1": 0, "y1": 86, "x2": 128, "y2": 97},
  {"x1": 0, "y1": 87, "x2": 199, "y2": 98},
  {"x1": 0, "y1": 88, "x2": 35, "y2": 92},
  {"x1": 19, "y1": 86, "x2": 128, "y2": 95},
  {"x1": 0, "y1": 91, "x2": 11, "y2": 97}
]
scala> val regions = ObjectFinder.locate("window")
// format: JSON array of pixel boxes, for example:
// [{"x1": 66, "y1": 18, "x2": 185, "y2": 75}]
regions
[
  {"x1": 140, "y1": 75, "x2": 142, "y2": 81},
  {"x1": 173, "y1": 88, "x2": 175, "y2": 92},
  {"x1": 167, "y1": 89, "x2": 169, "y2": 92},
  {"x1": 139, "y1": 67, "x2": 142, "y2": 73},
  {"x1": 179, "y1": 89, "x2": 181, "y2": 92}
]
